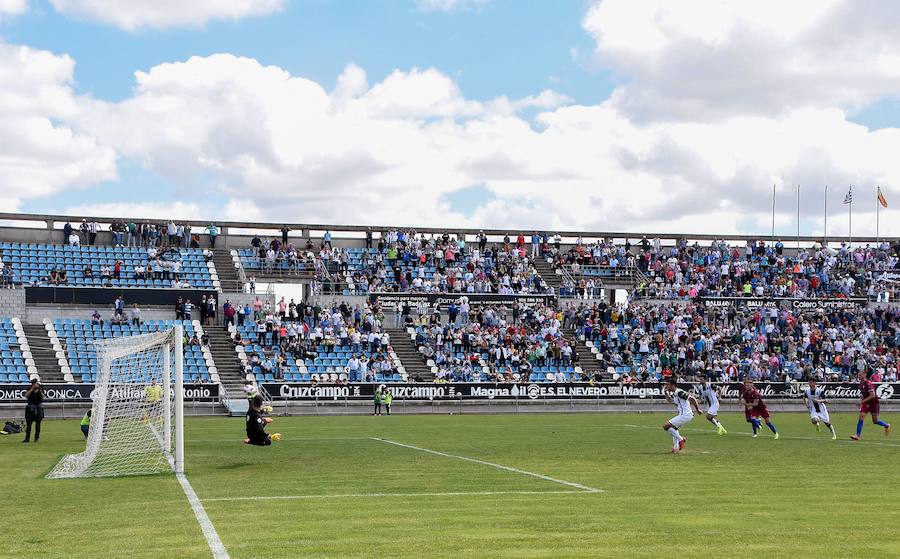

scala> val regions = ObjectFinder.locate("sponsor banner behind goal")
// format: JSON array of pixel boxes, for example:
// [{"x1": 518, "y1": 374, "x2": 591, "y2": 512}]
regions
[
  {"x1": 262, "y1": 382, "x2": 900, "y2": 402},
  {"x1": 368, "y1": 292, "x2": 556, "y2": 310},
  {"x1": 701, "y1": 296, "x2": 868, "y2": 311},
  {"x1": 0, "y1": 383, "x2": 219, "y2": 403}
]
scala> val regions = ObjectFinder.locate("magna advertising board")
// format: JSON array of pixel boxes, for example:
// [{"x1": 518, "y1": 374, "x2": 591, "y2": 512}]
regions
[{"x1": 262, "y1": 382, "x2": 899, "y2": 402}]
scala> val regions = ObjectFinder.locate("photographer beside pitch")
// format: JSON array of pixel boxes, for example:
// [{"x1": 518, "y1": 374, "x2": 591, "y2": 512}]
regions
[{"x1": 22, "y1": 377, "x2": 44, "y2": 443}]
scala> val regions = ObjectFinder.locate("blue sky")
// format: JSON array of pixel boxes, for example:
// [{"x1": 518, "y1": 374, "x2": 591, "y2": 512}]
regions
[
  {"x1": 3, "y1": 0, "x2": 900, "y2": 236},
  {"x1": 7, "y1": 0, "x2": 609, "y2": 104}
]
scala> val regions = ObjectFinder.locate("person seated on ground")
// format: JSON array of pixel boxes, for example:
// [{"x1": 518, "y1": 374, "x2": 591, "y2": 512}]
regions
[
  {"x1": 48, "y1": 268, "x2": 60, "y2": 285},
  {"x1": 100, "y1": 265, "x2": 111, "y2": 281},
  {"x1": 83, "y1": 264, "x2": 94, "y2": 279},
  {"x1": 57, "y1": 269, "x2": 68, "y2": 284},
  {"x1": 200, "y1": 332, "x2": 210, "y2": 347},
  {"x1": 91, "y1": 310, "x2": 102, "y2": 325},
  {"x1": 133, "y1": 263, "x2": 145, "y2": 279}
]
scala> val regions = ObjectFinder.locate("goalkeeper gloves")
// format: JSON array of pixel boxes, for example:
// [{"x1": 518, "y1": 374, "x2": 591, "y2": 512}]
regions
[
  {"x1": 270, "y1": 433, "x2": 282, "y2": 442},
  {"x1": 262, "y1": 405, "x2": 273, "y2": 414}
]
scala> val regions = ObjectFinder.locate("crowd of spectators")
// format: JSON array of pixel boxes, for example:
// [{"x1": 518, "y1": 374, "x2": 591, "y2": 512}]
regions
[
  {"x1": 231, "y1": 298, "x2": 405, "y2": 383},
  {"x1": 406, "y1": 299, "x2": 583, "y2": 383},
  {"x1": 62, "y1": 219, "x2": 220, "y2": 249},
  {"x1": 246, "y1": 229, "x2": 552, "y2": 296},
  {"x1": 564, "y1": 297, "x2": 900, "y2": 383},
  {"x1": 547, "y1": 236, "x2": 900, "y2": 302}
]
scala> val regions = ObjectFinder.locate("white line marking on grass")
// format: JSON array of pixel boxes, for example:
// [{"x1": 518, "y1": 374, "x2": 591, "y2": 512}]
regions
[
  {"x1": 618, "y1": 424, "x2": 900, "y2": 448},
  {"x1": 187, "y1": 436, "x2": 373, "y2": 443},
  {"x1": 202, "y1": 489, "x2": 594, "y2": 503},
  {"x1": 177, "y1": 472, "x2": 230, "y2": 559},
  {"x1": 371, "y1": 438, "x2": 602, "y2": 493}
]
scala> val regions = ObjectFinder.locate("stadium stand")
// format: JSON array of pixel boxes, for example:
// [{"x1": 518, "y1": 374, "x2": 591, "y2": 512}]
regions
[
  {"x1": 48, "y1": 319, "x2": 218, "y2": 383},
  {"x1": 404, "y1": 300, "x2": 583, "y2": 383},
  {"x1": 226, "y1": 300, "x2": 408, "y2": 384},
  {"x1": 0, "y1": 242, "x2": 217, "y2": 289},
  {"x1": 0, "y1": 317, "x2": 34, "y2": 382},
  {"x1": 232, "y1": 229, "x2": 550, "y2": 296}
]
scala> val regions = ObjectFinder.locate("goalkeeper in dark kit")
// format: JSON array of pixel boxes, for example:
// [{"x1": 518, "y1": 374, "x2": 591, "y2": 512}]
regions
[{"x1": 244, "y1": 394, "x2": 281, "y2": 446}]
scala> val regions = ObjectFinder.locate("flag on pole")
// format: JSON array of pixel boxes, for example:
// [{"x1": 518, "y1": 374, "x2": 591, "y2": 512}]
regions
[
  {"x1": 843, "y1": 187, "x2": 853, "y2": 204},
  {"x1": 878, "y1": 186, "x2": 888, "y2": 208}
]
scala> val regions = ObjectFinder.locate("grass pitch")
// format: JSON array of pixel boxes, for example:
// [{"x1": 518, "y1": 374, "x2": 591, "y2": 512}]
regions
[{"x1": 2, "y1": 412, "x2": 899, "y2": 558}]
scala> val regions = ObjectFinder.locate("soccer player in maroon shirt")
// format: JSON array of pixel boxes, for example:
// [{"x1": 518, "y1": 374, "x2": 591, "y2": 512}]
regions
[
  {"x1": 740, "y1": 378, "x2": 778, "y2": 439},
  {"x1": 850, "y1": 370, "x2": 891, "y2": 441}
]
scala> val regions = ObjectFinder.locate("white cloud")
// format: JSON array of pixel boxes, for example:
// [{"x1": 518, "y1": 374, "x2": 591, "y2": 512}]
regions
[
  {"x1": 61, "y1": 52, "x2": 900, "y2": 237},
  {"x1": 583, "y1": 0, "x2": 900, "y2": 121},
  {"x1": 60, "y1": 201, "x2": 203, "y2": 221},
  {"x1": 49, "y1": 0, "x2": 283, "y2": 31},
  {"x1": 415, "y1": 0, "x2": 487, "y2": 13},
  {"x1": 0, "y1": 0, "x2": 26, "y2": 17},
  {"x1": 0, "y1": 42, "x2": 116, "y2": 212}
]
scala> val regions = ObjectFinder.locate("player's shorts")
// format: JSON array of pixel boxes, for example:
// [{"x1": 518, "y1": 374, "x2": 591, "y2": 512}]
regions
[
  {"x1": 669, "y1": 413, "x2": 693, "y2": 428},
  {"x1": 861, "y1": 400, "x2": 880, "y2": 415},
  {"x1": 706, "y1": 401, "x2": 719, "y2": 416},
  {"x1": 745, "y1": 404, "x2": 770, "y2": 420},
  {"x1": 810, "y1": 408, "x2": 830, "y2": 423}
]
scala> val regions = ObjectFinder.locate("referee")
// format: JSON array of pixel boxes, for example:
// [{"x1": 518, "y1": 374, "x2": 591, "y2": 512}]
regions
[{"x1": 23, "y1": 377, "x2": 44, "y2": 443}]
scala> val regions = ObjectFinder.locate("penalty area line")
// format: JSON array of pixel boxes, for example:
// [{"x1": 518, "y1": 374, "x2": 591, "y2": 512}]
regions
[
  {"x1": 177, "y1": 472, "x2": 230, "y2": 559},
  {"x1": 202, "y1": 489, "x2": 594, "y2": 503},
  {"x1": 371, "y1": 437, "x2": 602, "y2": 493}
]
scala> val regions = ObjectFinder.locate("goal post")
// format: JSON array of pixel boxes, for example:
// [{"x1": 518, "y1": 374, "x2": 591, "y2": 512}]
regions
[{"x1": 47, "y1": 325, "x2": 184, "y2": 479}]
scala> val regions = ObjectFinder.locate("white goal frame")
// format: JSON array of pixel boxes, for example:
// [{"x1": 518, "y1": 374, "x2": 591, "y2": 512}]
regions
[{"x1": 47, "y1": 324, "x2": 184, "y2": 478}]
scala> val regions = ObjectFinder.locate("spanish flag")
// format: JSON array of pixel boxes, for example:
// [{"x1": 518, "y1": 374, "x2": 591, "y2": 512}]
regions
[{"x1": 878, "y1": 186, "x2": 889, "y2": 208}]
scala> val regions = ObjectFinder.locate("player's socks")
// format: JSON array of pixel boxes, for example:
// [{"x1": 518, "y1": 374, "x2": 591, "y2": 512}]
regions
[
  {"x1": 667, "y1": 427, "x2": 681, "y2": 449},
  {"x1": 875, "y1": 420, "x2": 890, "y2": 429},
  {"x1": 856, "y1": 419, "x2": 864, "y2": 438},
  {"x1": 751, "y1": 419, "x2": 760, "y2": 435},
  {"x1": 767, "y1": 422, "x2": 777, "y2": 435}
]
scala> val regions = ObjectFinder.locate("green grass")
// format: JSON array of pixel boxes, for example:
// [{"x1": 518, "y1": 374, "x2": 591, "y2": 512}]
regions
[{"x1": 2, "y1": 412, "x2": 900, "y2": 558}]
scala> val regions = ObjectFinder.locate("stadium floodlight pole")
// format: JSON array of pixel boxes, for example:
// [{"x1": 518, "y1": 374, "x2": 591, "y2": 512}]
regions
[{"x1": 174, "y1": 323, "x2": 184, "y2": 474}]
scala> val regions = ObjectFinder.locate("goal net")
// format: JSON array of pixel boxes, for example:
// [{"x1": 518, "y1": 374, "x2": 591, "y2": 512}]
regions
[{"x1": 47, "y1": 326, "x2": 184, "y2": 479}]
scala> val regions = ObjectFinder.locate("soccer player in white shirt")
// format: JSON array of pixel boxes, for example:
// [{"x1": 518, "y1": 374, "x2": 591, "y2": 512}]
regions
[
  {"x1": 663, "y1": 377, "x2": 702, "y2": 454},
  {"x1": 698, "y1": 376, "x2": 727, "y2": 435},
  {"x1": 804, "y1": 378, "x2": 836, "y2": 440}
]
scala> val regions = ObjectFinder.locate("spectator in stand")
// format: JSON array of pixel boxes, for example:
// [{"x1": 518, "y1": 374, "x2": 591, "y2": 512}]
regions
[
  {"x1": 131, "y1": 304, "x2": 142, "y2": 326},
  {"x1": 206, "y1": 223, "x2": 219, "y2": 247},
  {"x1": 223, "y1": 300, "x2": 236, "y2": 327},
  {"x1": 114, "y1": 296, "x2": 124, "y2": 317},
  {"x1": 63, "y1": 221, "x2": 73, "y2": 244},
  {"x1": 91, "y1": 309, "x2": 102, "y2": 325},
  {"x1": 68, "y1": 230, "x2": 80, "y2": 247}
]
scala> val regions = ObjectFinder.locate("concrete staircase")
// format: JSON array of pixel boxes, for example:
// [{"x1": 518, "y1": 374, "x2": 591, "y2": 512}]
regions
[
  {"x1": 205, "y1": 324, "x2": 248, "y2": 414},
  {"x1": 385, "y1": 327, "x2": 432, "y2": 381},
  {"x1": 211, "y1": 249, "x2": 243, "y2": 292},
  {"x1": 565, "y1": 329, "x2": 608, "y2": 377},
  {"x1": 531, "y1": 258, "x2": 562, "y2": 291},
  {"x1": 22, "y1": 323, "x2": 65, "y2": 382}
]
